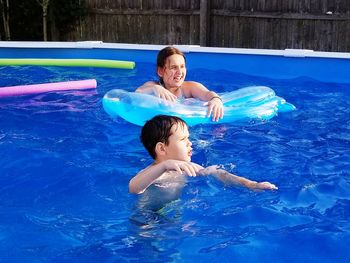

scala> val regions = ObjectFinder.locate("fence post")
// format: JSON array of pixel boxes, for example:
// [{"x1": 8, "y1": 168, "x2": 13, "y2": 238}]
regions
[{"x1": 200, "y1": 0, "x2": 210, "y2": 46}]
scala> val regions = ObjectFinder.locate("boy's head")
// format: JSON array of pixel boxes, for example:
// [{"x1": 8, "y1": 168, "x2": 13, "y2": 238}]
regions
[{"x1": 141, "y1": 115, "x2": 192, "y2": 161}]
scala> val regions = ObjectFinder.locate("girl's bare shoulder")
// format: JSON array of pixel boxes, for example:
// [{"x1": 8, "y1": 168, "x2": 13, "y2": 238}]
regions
[
  {"x1": 182, "y1": 81, "x2": 204, "y2": 88},
  {"x1": 143, "y1": 80, "x2": 159, "y2": 86}
]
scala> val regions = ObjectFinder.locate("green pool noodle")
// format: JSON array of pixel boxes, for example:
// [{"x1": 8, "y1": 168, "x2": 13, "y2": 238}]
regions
[{"x1": 0, "y1": 58, "x2": 135, "y2": 69}]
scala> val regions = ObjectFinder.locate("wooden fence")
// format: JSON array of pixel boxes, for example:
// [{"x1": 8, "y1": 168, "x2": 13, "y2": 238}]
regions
[{"x1": 65, "y1": 0, "x2": 350, "y2": 52}]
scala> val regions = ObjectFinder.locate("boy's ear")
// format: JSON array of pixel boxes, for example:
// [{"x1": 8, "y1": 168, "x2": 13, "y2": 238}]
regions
[{"x1": 155, "y1": 142, "x2": 166, "y2": 156}]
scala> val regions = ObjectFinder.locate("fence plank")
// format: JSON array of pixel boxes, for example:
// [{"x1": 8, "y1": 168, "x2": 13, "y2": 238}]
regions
[{"x1": 200, "y1": 0, "x2": 209, "y2": 46}]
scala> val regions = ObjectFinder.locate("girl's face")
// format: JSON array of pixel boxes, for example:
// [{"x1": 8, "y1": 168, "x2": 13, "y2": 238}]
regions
[
  {"x1": 165, "y1": 123, "x2": 192, "y2": 162},
  {"x1": 158, "y1": 54, "x2": 187, "y2": 89}
]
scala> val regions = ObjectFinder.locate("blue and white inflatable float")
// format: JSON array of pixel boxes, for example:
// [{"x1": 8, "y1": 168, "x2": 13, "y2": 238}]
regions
[{"x1": 103, "y1": 86, "x2": 295, "y2": 126}]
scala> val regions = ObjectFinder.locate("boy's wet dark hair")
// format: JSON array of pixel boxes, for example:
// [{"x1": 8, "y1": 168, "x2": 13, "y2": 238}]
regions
[
  {"x1": 141, "y1": 115, "x2": 187, "y2": 159},
  {"x1": 157, "y1": 46, "x2": 186, "y2": 85}
]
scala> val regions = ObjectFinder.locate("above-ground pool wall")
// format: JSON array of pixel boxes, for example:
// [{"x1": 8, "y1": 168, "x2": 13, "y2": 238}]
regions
[
  {"x1": 187, "y1": 52, "x2": 350, "y2": 84},
  {"x1": 0, "y1": 42, "x2": 349, "y2": 84}
]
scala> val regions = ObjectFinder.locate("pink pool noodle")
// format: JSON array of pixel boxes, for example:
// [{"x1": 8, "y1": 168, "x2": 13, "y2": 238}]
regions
[{"x1": 0, "y1": 79, "x2": 97, "y2": 98}]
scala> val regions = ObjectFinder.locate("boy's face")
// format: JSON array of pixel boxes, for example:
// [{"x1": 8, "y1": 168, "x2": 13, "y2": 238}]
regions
[
  {"x1": 164, "y1": 123, "x2": 192, "y2": 162},
  {"x1": 158, "y1": 54, "x2": 186, "y2": 88}
]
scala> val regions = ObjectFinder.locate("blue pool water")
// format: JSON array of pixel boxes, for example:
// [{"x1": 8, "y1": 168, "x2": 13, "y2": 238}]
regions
[{"x1": 0, "y1": 62, "x2": 350, "y2": 263}]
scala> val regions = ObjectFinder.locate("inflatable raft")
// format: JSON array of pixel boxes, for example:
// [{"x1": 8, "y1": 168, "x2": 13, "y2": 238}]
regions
[{"x1": 102, "y1": 86, "x2": 295, "y2": 126}]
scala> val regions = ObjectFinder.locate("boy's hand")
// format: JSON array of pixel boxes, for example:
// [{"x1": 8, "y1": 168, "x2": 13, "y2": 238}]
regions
[
  {"x1": 163, "y1": 160, "x2": 204, "y2": 177},
  {"x1": 249, "y1": 181, "x2": 278, "y2": 191}
]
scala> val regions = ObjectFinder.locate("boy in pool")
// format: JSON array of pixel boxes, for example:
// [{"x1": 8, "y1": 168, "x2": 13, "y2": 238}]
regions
[
  {"x1": 136, "y1": 46, "x2": 224, "y2": 122},
  {"x1": 129, "y1": 115, "x2": 277, "y2": 194}
]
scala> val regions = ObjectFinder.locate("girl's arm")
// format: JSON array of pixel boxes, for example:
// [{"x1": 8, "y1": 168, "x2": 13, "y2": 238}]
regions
[{"x1": 183, "y1": 81, "x2": 224, "y2": 122}]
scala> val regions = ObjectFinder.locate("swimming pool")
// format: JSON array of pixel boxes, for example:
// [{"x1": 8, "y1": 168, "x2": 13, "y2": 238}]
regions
[{"x1": 0, "y1": 43, "x2": 350, "y2": 262}]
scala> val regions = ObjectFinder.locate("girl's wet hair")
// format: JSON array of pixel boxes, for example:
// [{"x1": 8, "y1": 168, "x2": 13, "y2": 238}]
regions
[
  {"x1": 141, "y1": 115, "x2": 187, "y2": 159},
  {"x1": 157, "y1": 46, "x2": 186, "y2": 68}
]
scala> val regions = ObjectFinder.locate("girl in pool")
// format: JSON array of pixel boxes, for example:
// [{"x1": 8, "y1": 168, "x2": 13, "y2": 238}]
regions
[{"x1": 136, "y1": 46, "x2": 224, "y2": 122}]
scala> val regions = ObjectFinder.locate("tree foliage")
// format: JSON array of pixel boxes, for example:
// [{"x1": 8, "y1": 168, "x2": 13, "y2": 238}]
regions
[
  {"x1": 0, "y1": 0, "x2": 87, "y2": 40},
  {"x1": 50, "y1": 0, "x2": 88, "y2": 40}
]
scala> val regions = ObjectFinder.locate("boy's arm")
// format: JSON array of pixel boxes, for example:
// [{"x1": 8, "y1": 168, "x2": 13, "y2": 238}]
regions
[
  {"x1": 136, "y1": 81, "x2": 177, "y2": 102},
  {"x1": 199, "y1": 165, "x2": 278, "y2": 191},
  {"x1": 129, "y1": 160, "x2": 203, "y2": 194}
]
